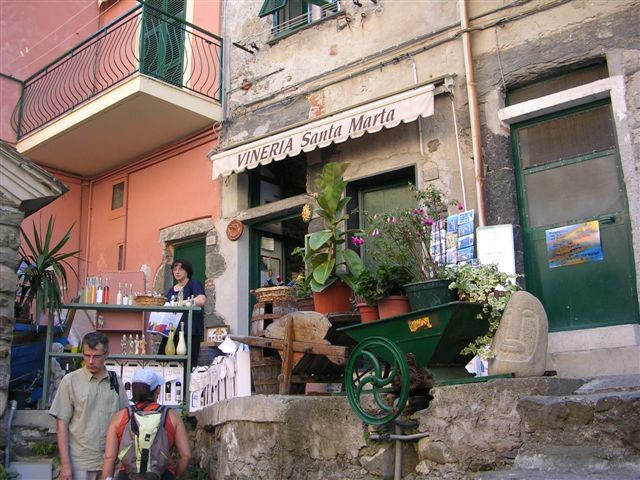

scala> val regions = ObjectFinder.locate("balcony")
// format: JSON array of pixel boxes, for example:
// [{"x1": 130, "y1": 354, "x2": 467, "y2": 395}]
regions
[{"x1": 12, "y1": 3, "x2": 223, "y2": 177}]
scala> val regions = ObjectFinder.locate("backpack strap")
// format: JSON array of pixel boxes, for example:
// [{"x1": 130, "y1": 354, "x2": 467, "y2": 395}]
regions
[{"x1": 108, "y1": 370, "x2": 120, "y2": 395}]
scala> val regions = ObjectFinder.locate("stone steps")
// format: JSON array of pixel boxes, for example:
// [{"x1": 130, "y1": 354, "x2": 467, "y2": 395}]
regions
[{"x1": 477, "y1": 375, "x2": 640, "y2": 479}]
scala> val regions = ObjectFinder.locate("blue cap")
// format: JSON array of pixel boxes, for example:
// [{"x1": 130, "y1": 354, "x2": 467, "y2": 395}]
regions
[{"x1": 132, "y1": 369, "x2": 164, "y2": 391}]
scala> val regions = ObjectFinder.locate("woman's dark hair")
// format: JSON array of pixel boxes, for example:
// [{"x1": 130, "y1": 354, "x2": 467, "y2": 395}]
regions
[
  {"x1": 131, "y1": 382, "x2": 158, "y2": 402},
  {"x1": 171, "y1": 258, "x2": 193, "y2": 278}
]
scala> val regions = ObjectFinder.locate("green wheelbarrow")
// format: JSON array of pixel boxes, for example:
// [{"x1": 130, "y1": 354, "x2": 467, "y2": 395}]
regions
[{"x1": 337, "y1": 301, "x2": 499, "y2": 425}]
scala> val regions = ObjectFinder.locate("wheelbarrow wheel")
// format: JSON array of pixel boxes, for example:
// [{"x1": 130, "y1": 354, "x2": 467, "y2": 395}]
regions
[{"x1": 344, "y1": 336, "x2": 410, "y2": 425}]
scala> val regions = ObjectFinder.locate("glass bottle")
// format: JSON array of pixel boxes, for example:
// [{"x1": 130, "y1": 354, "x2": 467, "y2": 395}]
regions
[
  {"x1": 128, "y1": 334, "x2": 134, "y2": 355},
  {"x1": 96, "y1": 277, "x2": 103, "y2": 304},
  {"x1": 83, "y1": 278, "x2": 91, "y2": 304},
  {"x1": 89, "y1": 277, "x2": 97, "y2": 304},
  {"x1": 165, "y1": 326, "x2": 176, "y2": 356},
  {"x1": 121, "y1": 334, "x2": 127, "y2": 355},
  {"x1": 176, "y1": 322, "x2": 187, "y2": 355},
  {"x1": 165, "y1": 382, "x2": 172, "y2": 402},
  {"x1": 103, "y1": 277, "x2": 110, "y2": 304},
  {"x1": 116, "y1": 282, "x2": 123, "y2": 305},
  {"x1": 122, "y1": 284, "x2": 129, "y2": 306},
  {"x1": 177, "y1": 288, "x2": 184, "y2": 305}
]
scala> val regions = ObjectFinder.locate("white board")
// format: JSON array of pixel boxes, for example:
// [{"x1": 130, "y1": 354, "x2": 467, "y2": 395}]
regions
[{"x1": 476, "y1": 224, "x2": 516, "y2": 276}]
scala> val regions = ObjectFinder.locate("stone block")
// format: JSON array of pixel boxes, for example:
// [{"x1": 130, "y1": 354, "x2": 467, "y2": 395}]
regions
[{"x1": 489, "y1": 291, "x2": 548, "y2": 377}]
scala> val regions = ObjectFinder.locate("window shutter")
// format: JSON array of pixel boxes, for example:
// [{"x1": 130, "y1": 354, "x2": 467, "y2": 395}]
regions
[{"x1": 259, "y1": 0, "x2": 288, "y2": 18}]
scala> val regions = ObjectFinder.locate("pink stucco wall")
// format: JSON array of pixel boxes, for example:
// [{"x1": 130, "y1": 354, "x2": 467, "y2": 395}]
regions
[
  {"x1": 11, "y1": 1, "x2": 223, "y2": 300},
  {"x1": 0, "y1": 0, "x2": 99, "y2": 143}
]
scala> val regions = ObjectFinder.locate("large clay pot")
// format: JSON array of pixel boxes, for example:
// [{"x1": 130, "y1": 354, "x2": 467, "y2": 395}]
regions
[
  {"x1": 312, "y1": 281, "x2": 353, "y2": 314},
  {"x1": 404, "y1": 279, "x2": 456, "y2": 311},
  {"x1": 377, "y1": 295, "x2": 411, "y2": 319},
  {"x1": 356, "y1": 303, "x2": 379, "y2": 323},
  {"x1": 296, "y1": 296, "x2": 315, "y2": 311}
]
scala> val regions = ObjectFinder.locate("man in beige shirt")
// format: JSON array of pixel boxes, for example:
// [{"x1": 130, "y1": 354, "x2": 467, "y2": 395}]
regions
[{"x1": 50, "y1": 332, "x2": 128, "y2": 480}]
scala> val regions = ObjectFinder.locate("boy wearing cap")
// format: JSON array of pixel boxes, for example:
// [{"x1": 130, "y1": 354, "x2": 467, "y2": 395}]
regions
[
  {"x1": 50, "y1": 332, "x2": 128, "y2": 480},
  {"x1": 102, "y1": 369, "x2": 192, "y2": 480}
]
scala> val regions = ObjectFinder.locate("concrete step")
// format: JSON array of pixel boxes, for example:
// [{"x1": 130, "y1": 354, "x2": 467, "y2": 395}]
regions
[{"x1": 474, "y1": 468, "x2": 640, "y2": 479}]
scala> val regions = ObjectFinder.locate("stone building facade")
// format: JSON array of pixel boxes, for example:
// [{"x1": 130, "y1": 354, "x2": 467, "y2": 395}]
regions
[{"x1": 210, "y1": 0, "x2": 640, "y2": 374}]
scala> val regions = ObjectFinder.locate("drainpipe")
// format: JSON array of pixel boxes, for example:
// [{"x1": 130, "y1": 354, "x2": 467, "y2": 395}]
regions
[
  {"x1": 4, "y1": 400, "x2": 17, "y2": 469},
  {"x1": 369, "y1": 423, "x2": 430, "y2": 480},
  {"x1": 459, "y1": 0, "x2": 487, "y2": 226}
]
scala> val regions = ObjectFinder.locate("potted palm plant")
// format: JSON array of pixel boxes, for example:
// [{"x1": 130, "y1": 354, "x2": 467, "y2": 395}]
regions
[
  {"x1": 299, "y1": 162, "x2": 364, "y2": 314},
  {"x1": 16, "y1": 217, "x2": 79, "y2": 326}
]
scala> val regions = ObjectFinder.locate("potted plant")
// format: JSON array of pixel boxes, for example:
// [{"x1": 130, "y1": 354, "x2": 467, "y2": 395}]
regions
[
  {"x1": 365, "y1": 184, "x2": 461, "y2": 310},
  {"x1": 376, "y1": 264, "x2": 413, "y2": 319},
  {"x1": 352, "y1": 269, "x2": 383, "y2": 322},
  {"x1": 16, "y1": 216, "x2": 79, "y2": 326},
  {"x1": 293, "y1": 273, "x2": 314, "y2": 311},
  {"x1": 443, "y1": 263, "x2": 520, "y2": 360},
  {"x1": 299, "y1": 162, "x2": 364, "y2": 314}
]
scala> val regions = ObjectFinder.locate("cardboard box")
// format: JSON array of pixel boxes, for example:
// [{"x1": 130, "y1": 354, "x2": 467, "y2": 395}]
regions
[
  {"x1": 162, "y1": 362, "x2": 184, "y2": 406},
  {"x1": 122, "y1": 360, "x2": 142, "y2": 402}
]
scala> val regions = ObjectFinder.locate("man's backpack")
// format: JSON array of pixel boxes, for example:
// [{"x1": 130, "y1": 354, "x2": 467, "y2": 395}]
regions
[{"x1": 117, "y1": 405, "x2": 171, "y2": 480}]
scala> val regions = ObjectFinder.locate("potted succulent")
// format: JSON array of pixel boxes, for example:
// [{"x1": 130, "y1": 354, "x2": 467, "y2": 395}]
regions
[
  {"x1": 365, "y1": 184, "x2": 461, "y2": 310},
  {"x1": 16, "y1": 216, "x2": 79, "y2": 326},
  {"x1": 298, "y1": 162, "x2": 364, "y2": 314},
  {"x1": 375, "y1": 263, "x2": 413, "y2": 319},
  {"x1": 443, "y1": 263, "x2": 520, "y2": 360},
  {"x1": 352, "y1": 269, "x2": 383, "y2": 322}
]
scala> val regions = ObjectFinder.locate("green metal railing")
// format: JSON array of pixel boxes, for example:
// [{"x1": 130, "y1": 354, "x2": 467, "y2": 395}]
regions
[{"x1": 12, "y1": 3, "x2": 223, "y2": 139}]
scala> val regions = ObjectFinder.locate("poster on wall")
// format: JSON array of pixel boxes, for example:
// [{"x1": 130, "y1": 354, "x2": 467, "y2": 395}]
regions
[
  {"x1": 545, "y1": 220, "x2": 603, "y2": 268},
  {"x1": 476, "y1": 224, "x2": 516, "y2": 278}
]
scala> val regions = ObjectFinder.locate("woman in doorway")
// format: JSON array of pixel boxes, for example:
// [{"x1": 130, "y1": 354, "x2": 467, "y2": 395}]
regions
[{"x1": 160, "y1": 258, "x2": 206, "y2": 370}]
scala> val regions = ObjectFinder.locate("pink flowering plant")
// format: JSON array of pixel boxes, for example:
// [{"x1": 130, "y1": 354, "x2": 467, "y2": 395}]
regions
[{"x1": 365, "y1": 184, "x2": 460, "y2": 283}]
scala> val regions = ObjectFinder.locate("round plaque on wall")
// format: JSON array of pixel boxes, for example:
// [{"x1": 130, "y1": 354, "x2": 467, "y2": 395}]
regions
[{"x1": 226, "y1": 219, "x2": 244, "y2": 241}]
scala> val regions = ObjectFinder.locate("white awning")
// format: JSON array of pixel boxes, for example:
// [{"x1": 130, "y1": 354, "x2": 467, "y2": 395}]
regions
[{"x1": 210, "y1": 83, "x2": 435, "y2": 179}]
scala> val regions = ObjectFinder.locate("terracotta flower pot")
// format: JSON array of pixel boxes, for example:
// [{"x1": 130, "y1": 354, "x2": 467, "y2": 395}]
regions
[
  {"x1": 312, "y1": 281, "x2": 354, "y2": 314},
  {"x1": 377, "y1": 295, "x2": 411, "y2": 319},
  {"x1": 356, "y1": 303, "x2": 379, "y2": 323},
  {"x1": 296, "y1": 296, "x2": 315, "y2": 311}
]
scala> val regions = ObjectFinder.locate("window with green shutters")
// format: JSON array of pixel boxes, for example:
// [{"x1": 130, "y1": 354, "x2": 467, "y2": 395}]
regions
[{"x1": 141, "y1": 0, "x2": 186, "y2": 87}]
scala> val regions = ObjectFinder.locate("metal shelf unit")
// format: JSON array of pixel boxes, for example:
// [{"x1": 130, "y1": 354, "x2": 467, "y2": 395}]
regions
[{"x1": 42, "y1": 303, "x2": 201, "y2": 409}]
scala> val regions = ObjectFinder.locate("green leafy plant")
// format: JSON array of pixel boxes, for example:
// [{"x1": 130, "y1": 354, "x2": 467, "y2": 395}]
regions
[
  {"x1": 365, "y1": 184, "x2": 459, "y2": 283},
  {"x1": 294, "y1": 273, "x2": 312, "y2": 299},
  {"x1": 443, "y1": 263, "x2": 520, "y2": 360},
  {"x1": 32, "y1": 439, "x2": 56, "y2": 456},
  {"x1": 0, "y1": 465, "x2": 19, "y2": 480},
  {"x1": 353, "y1": 270, "x2": 383, "y2": 306},
  {"x1": 300, "y1": 162, "x2": 364, "y2": 292},
  {"x1": 376, "y1": 264, "x2": 414, "y2": 297},
  {"x1": 16, "y1": 216, "x2": 79, "y2": 324}
]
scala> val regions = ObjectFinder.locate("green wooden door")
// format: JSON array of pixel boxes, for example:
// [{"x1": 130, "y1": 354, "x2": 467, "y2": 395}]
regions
[
  {"x1": 140, "y1": 0, "x2": 185, "y2": 87},
  {"x1": 359, "y1": 183, "x2": 414, "y2": 270},
  {"x1": 513, "y1": 101, "x2": 638, "y2": 332},
  {"x1": 174, "y1": 239, "x2": 205, "y2": 286}
]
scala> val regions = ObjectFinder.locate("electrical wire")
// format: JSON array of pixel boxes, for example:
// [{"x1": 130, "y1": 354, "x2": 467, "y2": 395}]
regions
[{"x1": 2, "y1": 0, "x2": 120, "y2": 78}]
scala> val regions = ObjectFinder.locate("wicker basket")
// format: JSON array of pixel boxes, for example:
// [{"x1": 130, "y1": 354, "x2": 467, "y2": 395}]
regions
[
  {"x1": 133, "y1": 295, "x2": 166, "y2": 307},
  {"x1": 250, "y1": 286, "x2": 295, "y2": 303}
]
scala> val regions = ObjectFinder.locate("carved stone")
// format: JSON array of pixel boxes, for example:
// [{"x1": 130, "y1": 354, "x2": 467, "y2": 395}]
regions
[{"x1": 488, "y1": 291, "x2": 548, "y2": 377}]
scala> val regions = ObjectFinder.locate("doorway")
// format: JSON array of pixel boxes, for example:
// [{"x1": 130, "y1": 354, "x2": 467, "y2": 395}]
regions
[{"x1": 512, "y1": 100, "x2": 639, "y2": 331}]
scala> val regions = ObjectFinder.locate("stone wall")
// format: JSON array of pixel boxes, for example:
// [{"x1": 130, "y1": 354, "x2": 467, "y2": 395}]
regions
[{"x1": 0, "y1": 204, "x2": 25, "y2": 417}]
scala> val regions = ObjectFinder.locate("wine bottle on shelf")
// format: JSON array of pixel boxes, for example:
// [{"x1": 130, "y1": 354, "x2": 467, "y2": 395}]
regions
[
  {"x1": 89, "y1": 277, "x2": 97, "y2": 304},
  {"x1": 96, "y1": 277, "x2": 103, "y2": 304},
  {"x1": 165, "y1": 382, "x2": 172, "y2": 402},
  {"x1": 122, "y1": 284, "x2": 129, "y2": 306},
  {"x1": 176, "y1": 322, "x2": 187, "y2": 355},
  {"x1": 103, "y1": 277, "x2": 110, "y2": 304},
  {"x1": 128, "y1": 334, "x2": 134, "y2": 355},
  {"x1": 83, "y1": 278, "x2": 91, "y2": 304},
  {"x1": 165, "y1": 327, "x2": 176, "y2": 356},
  {"x1": 116, "y1": 282, "x2": 123, "y2": 305}
]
